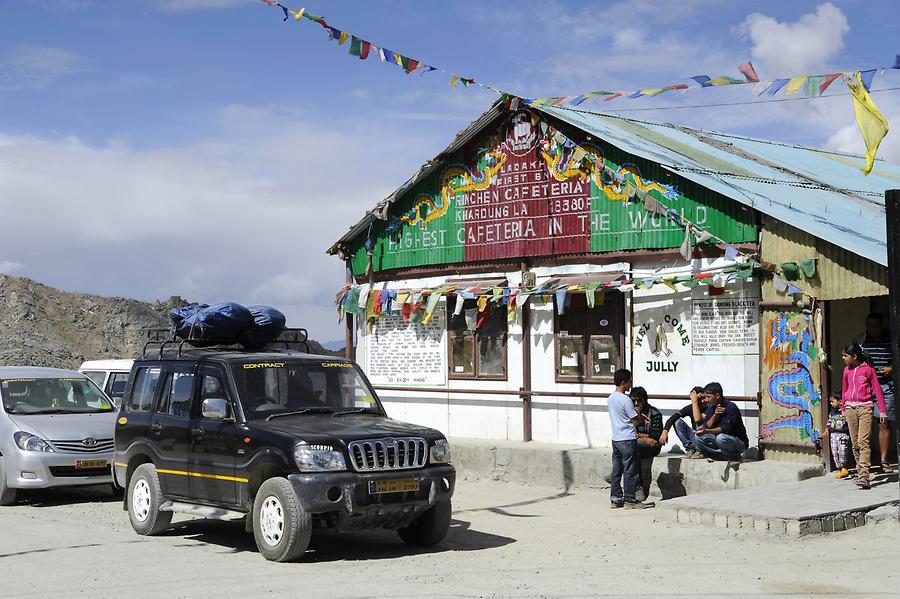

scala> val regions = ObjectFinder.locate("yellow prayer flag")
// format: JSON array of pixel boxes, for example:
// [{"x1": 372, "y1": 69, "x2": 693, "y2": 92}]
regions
[
  {"x1": 338, "y1": 32, "x2": 350, "y2": 45},
  {"x1": 449, "y1": 74, "x2": 460, "y2": 88},
  {"x1": 289, "y1": 8, "x2": 305, "y2": 20},
  {"x1": 476, "y1": 295, "x2": 488, "y2": 312},
  {"x1": 784, "y1": 77, "x2": 806, "y2": 95},
  {"x1": 642, "y1": 88, "x2": 663, "y2": 96},
  {"x1": 847, "y1": 71, "x2": 890, "y2": 175}
]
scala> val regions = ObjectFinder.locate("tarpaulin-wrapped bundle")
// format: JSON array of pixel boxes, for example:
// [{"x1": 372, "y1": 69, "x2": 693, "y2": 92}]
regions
[
  {"x1": 170, "y1": 302, "x2": 253, "y2": 347},
  {"x1": 240, "y1": 305, "x2": 287, "y2": 348}
]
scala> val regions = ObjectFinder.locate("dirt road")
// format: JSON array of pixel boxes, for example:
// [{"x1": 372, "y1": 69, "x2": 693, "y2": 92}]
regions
[{"x1": 0, "y1": 481, "x2": 897, "y2": 598}]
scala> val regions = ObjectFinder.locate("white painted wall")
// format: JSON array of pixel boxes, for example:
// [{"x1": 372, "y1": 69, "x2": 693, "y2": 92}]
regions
[{"x1": 354, "y1": 259, "x2": 761, "y2": 449}]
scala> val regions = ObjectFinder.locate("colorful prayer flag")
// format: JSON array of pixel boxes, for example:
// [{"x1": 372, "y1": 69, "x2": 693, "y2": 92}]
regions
[
  {"x1": 405, "y1": 58, "x2": 419, "y2": 73},
  {"x1": 859, "y1": 68, "x2": 877, "y2": 91},
  {"x1": 359, "y1": 40, "x2": 371, "y2": 59},
  {"x1": 804, "y1": 75, "x2": 823, "y2": 96},
  {"x1": 820, "y1": 73, "x2": 841, "y2": 94},
  {"x1": 449, "y1": 74, "x2": 459, "y2": 87},
  {"x1": 338, "y1": 31, "x2": 350, "y2": 45},
  {"x1": 847, "y1": 71, "x2": 890, "y2": 175},
  {"x1": 349, "y1": 36, "x2": 362, "y2": 57},
  {"x1": 738, "y1": 61, "x2": 760, "y2": 83},
  {"x1": 709, "y1": 76, "x2": 743, "y2": 86},
  {"x1": 766, "y1": 79, "x2": 789, "y2": 96},
  {"x1": 784, "y1": 76, "x2": 806, "y2": 95},
  {"x1": 691, "y1": 75, "x2": 712, "y2": 87}
]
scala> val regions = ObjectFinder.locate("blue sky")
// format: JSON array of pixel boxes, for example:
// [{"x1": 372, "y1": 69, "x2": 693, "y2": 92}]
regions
[{"x1": 0, "y1": 0, "x2": 898, "y2": 343}]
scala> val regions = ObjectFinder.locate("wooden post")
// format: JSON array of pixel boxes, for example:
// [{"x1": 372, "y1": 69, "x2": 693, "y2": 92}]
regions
[
  {"x1": 885, "y1": 190, "x2": 900, "y2": 488},
  {"x1": 521, "y1": 262, "x2": 533, "y2": 442}
]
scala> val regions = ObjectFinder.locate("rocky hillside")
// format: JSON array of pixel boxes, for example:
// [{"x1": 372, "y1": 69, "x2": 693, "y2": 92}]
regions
[{"x1": 0, "y1": 274, "x2": 337, "y2": 369}]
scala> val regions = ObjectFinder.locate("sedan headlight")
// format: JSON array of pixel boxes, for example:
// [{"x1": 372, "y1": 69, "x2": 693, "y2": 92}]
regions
[
  {"x1": 294, "y1": 444, "x2": 346, "y2": 472},
  {"x1": 430, "y1": 439, "x2": 451, "y2": 464},
  {"x1": 14, "y1": 432, "x2": 54, "y2": 452}
]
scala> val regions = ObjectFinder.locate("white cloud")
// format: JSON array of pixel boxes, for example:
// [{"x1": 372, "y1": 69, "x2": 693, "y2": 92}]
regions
[
  {"x1": 0, "y1": 46, "x2": 89, "y2": 91},
  {"x1": 737, "y1": 2, "x2": 849, "y2": 77},
  {"x1": 0, "y1": 106, "x2": 432, "y2": 341},
  {"x1": 0, "y1": 261, "x2": 24, "y2": 274}
]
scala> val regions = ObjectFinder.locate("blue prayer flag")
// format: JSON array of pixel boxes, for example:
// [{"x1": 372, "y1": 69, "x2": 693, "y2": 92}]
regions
[
  {"x1": 893, "y1": 55, "x2": 900, "y2": 69},
  {"x1": 691, "y1": 75, "x2": 712, "y2": 87},
  {"x1": 766, "y1": 79, "x2": 789, "y2": 96},
  {"x1": 859, "y1": 68, "x2": 877, "y2": 91}
]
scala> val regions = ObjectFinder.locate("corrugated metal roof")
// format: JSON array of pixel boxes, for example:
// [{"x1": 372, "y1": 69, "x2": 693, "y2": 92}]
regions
[{"x1": 537, "y1": 106, "x2": 897, "y2": 267}]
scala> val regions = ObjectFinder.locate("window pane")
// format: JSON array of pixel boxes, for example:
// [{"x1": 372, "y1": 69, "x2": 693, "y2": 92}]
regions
[
  {"x1": 83, "y1": 371, "x2": 106, "y2": 387},
  {"x1": 451, "y1": 332, "x2": 475, "y2": 375},
  {"x1": 478, "y1": 305, "x2": 508, "y2": 337},
  {"x1": 558, "y1": 337, "x2": 586, "y2": 377},
  {"x1": 588, "y1": 291, "x2": 623, "y2": 335},
  {"x1": 156, "y1": 375, "x2": 173, "y2": 414},
  {"x1": 478, "y1": 335, "x2": 505, "y2": 376},
  {"x1": 556, "y1": 294, "x2": 586, "y2": 336},
  {"x1": 127, "y1": 368, "x2": 161, "y2": 412},
  {"x1": 168, "y1": 373, "x2": 195, "y2": 417},
  {"x1": 108, "y1": 373, "x2": 129, "y2": 400},
  {"x1": 448, "y1": 298, "x2": 477, "y2": 331},
  {"x1": 590, "y1": 336, "x2": 619, "y2": 378}
]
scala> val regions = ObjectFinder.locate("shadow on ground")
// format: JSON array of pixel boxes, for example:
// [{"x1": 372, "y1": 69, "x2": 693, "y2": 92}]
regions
[
  {"x1": 161, "y1": 517, "x2": 516, "y2": 563},
  {"x1": 11, "y1": 484, "x2": 119, "y2": 508}
]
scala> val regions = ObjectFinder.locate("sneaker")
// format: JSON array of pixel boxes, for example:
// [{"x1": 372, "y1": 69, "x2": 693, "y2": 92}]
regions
[
  {"x1": 623, "y1": 501, "x2": 654, "y2": 509},
  {"x1": 610, "y1": 501, "x2": 624, "y2": 509},
  {"x1": 834, "y1": 467, "x2": 850, "y2": 479},
  {"x1": 882, "y1": 463, "x2": 896, "y2": 475},
  {"x1": 685, "y1": 450, "x2": 705, "y2": 459},
  {"x1": 856, "y1": 478, "x2": 871, "y2": 490}
]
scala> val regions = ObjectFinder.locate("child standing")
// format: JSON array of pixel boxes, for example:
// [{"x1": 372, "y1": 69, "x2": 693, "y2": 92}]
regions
[
  {"x1": 841, "y1": 342, "x2": 888, "y2": 489},
  {"x1": 828, "y1": 393, "x2": 851, "y2": 479}
]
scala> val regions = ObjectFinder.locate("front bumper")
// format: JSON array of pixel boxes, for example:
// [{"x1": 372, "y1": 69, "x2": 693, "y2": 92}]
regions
[
  {"x1": 287, "y1": 465, "x2": 455, "y2": 531},
  {"x1": 3, "y1": 450, "x2": 114, "y2": 489}
]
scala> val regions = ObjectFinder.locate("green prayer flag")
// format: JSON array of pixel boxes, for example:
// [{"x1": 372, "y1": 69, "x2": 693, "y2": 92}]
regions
[
  {"x1": 349, "y1": 36, "x2": 362, "y2": 57},
  {"x1": 799, "y1": 258, "x2": 817, "y2": 279},
  {"x1": 780, "y1": 262, "x2": 801, "y2": 281},
  {"x1": 805, "y1": 75, "x2": 824, "y2": 97},
  {"x1": 682, "y1": 278, "x2": 700, "y2": 289}
]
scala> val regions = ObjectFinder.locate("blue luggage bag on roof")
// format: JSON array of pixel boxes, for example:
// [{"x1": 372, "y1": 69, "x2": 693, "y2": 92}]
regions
[
  {"x1": 241, "y1": 305, "x2": 287, "y2": 349},
  {"x1": 170, "y1": 302, "x2": 253, "y2": 346}
]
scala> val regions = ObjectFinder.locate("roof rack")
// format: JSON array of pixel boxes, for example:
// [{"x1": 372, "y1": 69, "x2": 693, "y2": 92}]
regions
[{"x1": 141, "y1": 327, "x2": 311, "y2": 360}]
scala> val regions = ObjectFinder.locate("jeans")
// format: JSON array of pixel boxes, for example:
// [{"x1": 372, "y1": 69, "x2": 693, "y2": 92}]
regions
[
  {"x1": 636, "y1": 441, "x2": 660, "y2": 498},
  {"x1": 674, "y1": 420, "x2": 746, "y2": 461},
  {"x1": 610, "y1": 439, "x2": 639, "y2": 504},
  {"x1": 845, "y1": 406, "x2": 873, "y2": 481}
]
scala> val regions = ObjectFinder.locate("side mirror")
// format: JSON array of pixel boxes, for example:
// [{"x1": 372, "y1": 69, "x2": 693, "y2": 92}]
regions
[{"x1": 201, "y1": 398, "x2": 231, "y2": 420}]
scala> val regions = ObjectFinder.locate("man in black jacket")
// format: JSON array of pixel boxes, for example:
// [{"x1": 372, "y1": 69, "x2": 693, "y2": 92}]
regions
[
  {"x1": 631, "y1": 387, "x2": 663, "y2": 501},
  {"x1": 659, "y1": 386, "x2": 708, "y2": 458}
]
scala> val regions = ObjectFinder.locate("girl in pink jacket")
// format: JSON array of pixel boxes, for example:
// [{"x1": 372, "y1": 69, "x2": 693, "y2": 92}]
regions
[{"x1": 841, "y1": 342, "x2": 888, "y2": 489}]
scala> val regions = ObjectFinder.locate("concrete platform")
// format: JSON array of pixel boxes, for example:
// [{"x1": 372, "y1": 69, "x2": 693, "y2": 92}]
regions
[
  {"x1": 450, "y1": 438, "x2": 824, "y2": 497},
  {"x1": 657, "y1": 474, "x2": 900, "y2": 537}
]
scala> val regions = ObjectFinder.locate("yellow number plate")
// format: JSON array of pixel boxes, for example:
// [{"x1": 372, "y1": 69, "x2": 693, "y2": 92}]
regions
[
  {"x1": 368, "y1": 478, "x2": 419, "y2": 494},
  {"x1": 75, "y1": 459, "x2": 108, "y2": 470}
]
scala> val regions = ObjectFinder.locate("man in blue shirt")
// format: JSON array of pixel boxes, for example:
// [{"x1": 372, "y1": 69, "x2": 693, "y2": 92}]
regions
[
  {"x1": 673, "y1": 382, "x2": 748, "y2": 461},
  {"x1": 608, "y1": 369, "x2": 652, "y2": 509}
]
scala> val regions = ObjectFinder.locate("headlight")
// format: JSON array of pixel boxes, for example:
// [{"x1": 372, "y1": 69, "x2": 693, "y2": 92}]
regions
[
  {"x1": 14, "y1": 432, "x2": 54, "y2": 452},
  {"x1": 430, "y1": 439, "x2": 451, "y2": 464},
  {"x1": 294, "y1": 444, "x2": 346, "y2": 472}
]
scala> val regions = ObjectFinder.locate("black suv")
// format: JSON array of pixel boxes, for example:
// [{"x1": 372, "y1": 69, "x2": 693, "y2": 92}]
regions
[{"x1": 113, "y1": 333, "x2": 455, "y2": 562}]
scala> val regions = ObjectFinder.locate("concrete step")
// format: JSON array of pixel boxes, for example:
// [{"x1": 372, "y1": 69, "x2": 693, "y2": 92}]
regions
[
  {"x1": 656, "y1": 474, "x2": 900, "y2": 537},
  {"x1": 450, "y1": 438, "x2": 824, "y2": 497}
]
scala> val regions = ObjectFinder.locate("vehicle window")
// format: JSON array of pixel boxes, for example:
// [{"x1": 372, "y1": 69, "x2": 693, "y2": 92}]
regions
[
  {"x1": 1, "y1": 377, "x2": 115, "y2": 415},
  {"x1": 233, "y1": 362, "x2": 380, "y2": 420},
  {"x1": 167, "y1": 373, "x2": 195, "y2": 417},
  {"x1": 82, "y1": 371, "x2": 106, "y2": 387},
  {"x1": 127, "y1": 367, "x2": 161, "y2": 412},
  {"x1": 106, "y1": 372, "x2": 130, "y2": 401},
  {"x1": 198, "y1": 374, "x2": 231, "y2": 419}
]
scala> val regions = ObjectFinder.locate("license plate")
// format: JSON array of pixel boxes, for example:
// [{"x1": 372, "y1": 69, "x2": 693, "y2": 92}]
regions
[
  {"x1": 75, "y1": 459, "x2": 107, "y2": 470},
  {"x1": 368, "y1": 478, "x2": 419, "y2": 494}
]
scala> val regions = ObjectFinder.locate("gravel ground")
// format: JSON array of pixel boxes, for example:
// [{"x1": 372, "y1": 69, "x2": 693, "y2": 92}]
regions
[{"x1": 0, "y1": 480, "x2": 898, "y2": 598}]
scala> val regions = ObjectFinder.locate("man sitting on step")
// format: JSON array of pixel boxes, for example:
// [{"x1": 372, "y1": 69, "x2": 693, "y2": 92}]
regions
[
  {"x1": 673, "y1": 382, "x2": 748, "y2": 462},
  {"x1": 631, "y1": 387, "x2": 663, "y2": 501},
  {"x1": 659, "y1": 386, "x2": 708, "y2": 458}
]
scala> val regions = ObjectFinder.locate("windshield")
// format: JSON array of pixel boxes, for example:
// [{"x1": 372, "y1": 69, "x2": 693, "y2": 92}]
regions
[
  {"x1": 1, "y1": 377, "x2": 116, "y2": 415},
  {"x1": 233, "y1": 361, "x2": 382, "y2": 420}
]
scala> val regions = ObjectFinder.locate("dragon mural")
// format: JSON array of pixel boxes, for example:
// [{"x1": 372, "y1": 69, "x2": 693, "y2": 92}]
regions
[
  {"x1": 399, "y1": 150, "x2": 507, "y2": 230},
  {"x1": 761, "y1": 312, "x2": 821, "y2": 443},
  {"x1": 539, "y1": 140, "x2": 679, "y2": 201}
]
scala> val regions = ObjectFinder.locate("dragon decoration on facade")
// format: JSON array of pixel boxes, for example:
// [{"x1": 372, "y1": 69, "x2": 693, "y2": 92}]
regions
[{"x1": 761, "y1": 312, "x2": 821, "y2": 443}]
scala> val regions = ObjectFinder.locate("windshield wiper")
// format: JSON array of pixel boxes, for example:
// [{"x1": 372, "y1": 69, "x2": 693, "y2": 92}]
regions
[
  {"x1": 332, "y1": 408, "x2": 381, "y2": 417},
  {"x1": 266, "y1": 407, "x2": 335, "y2": 420}
]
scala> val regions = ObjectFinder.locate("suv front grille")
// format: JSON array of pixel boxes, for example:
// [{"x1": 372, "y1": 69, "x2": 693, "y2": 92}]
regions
[
  {"x1": 50, "y1": 438, "x2": 114, "y2": 454},
  {"x1": 50, "y1": 465, "x2": 111, "y2": 478},
  {"x1": 347, "y1": 438, "x2": 427, "y2": 472}
]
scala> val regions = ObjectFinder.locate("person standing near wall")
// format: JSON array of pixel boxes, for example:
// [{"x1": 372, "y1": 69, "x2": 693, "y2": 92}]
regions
[
  {"x1": 608, "y1": 369, "x2": 652, "y2": 510},
  {"x1": 858, "y1": 313, "x2": 896, "y2": 473},
  {"x1": 841, "y1": 342, "x2": 888, "y2": 489}
]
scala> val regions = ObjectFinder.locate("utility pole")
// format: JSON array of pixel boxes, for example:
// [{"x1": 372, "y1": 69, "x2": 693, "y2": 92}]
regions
[{"x1": 886, "y1": 189, "x2": 900, "y2": 497}]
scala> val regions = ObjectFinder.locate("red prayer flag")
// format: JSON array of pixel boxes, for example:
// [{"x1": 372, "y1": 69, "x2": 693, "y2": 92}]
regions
[
  {"x1": 604, "y1": 92, "x2": 623, "y2": 102},
  {"x1": 405, "y1": 58, "x2": 419, "y2": 73},
  {"x1": 819, "y1": 73, "x2": 841, "y2": 95},
  {"x1": 360, "y1": 40, "x2": 371, "y2": 60},
  {"x1": 738, "y1": 61, "x2": 760, "y2": 83},
  {"x1": 708, "y1": 285, "x2": 725, "y2": 296}
]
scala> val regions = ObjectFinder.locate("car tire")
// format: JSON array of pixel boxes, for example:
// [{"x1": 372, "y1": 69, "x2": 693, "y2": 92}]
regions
[
  {"x1": 127, "y1": 463, "x2": 172, "y2": 536},
  {"x1": 398, "y1": 499, "x2": 451, "y2": 546},
  {"x1": 0, "y1": 459, "x2": 17, "y2": 506},
  {"x1": 252, "y1": 477, "x2": 311, "y2": 562}
]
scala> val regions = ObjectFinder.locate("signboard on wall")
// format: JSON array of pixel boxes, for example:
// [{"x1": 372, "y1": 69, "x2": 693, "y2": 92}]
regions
[
  {"x1": 632, "y1": 288, "x2": 693, "y2": 392},
  {"x1": 350, "y1": 110, "x2": 758, "y2": 277},
  {"x1": 691, "y1": 292, "x2": 759, "y2": 355},
  {"x1": 365, "y1": 308, "x2": 447, "y2": 387}
]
